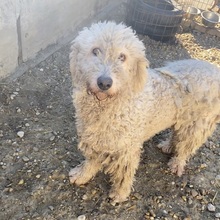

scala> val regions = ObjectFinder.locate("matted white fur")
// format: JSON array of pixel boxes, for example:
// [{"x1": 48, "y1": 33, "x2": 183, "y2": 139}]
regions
[{"x1": 69, "y1": 21, "x2": 220, "y2": 203}]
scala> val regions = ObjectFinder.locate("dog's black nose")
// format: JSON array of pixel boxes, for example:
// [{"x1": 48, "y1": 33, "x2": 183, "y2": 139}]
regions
[{"x1": 97, "y1": 76, "x2": 113, "y2": 91}]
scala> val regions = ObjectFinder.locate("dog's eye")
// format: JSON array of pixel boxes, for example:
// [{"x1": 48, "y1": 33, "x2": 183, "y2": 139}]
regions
[
  {"x1": 92, "y1": 48, "x2": 101, "y2": 56},
  {"x1": 118, "y1": 53, "x2": 126, "y2": 62}
]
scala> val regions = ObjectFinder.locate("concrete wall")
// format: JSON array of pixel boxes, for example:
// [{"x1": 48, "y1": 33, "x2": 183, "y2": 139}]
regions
[
  {"x1": 0, "y1": 0, "x2": 123, "y2": 79},
  {"x1": 0, "y1": 1, "x2": 18, "y2": 78}
]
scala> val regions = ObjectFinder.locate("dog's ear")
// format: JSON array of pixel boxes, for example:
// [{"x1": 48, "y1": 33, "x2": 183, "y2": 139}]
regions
[
  {"x1": 133, "y1": 57, "x2": 149, "y2": 93},
  {"x1": 69, "y1": 42, "x2": 81, "y2": 87}
]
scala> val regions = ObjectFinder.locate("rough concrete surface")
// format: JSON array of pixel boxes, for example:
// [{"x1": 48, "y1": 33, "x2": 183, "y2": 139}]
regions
[
  {"x1": 0, "y1": 4, "x2": 220, "y2": 220},
  {"x1": 0, "y1": 0, "x2": 121, "y2": 78}
]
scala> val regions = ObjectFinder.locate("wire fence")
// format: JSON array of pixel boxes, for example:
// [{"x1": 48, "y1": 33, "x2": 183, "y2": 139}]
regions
[
  {"x1": 126, "y1": 0, "x2": 220, "y2": 43},
  {"x1": 177, "y1": 0, "x2": 217, "y2": 10}
]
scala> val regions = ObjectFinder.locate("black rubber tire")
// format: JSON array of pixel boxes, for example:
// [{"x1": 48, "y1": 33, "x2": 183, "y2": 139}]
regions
[
  {"x1": 126, "y1": 0, "x2": 184, "y2": 41},
  {"x1": 130, "y1": 22, "x2": 180, "y2": 37},
  {"x1": 142, "y1": 0, "x2": 175, "y2": 11},
  {"x1": 129, "y1": 0, "x2": 184, "y2": 25}
]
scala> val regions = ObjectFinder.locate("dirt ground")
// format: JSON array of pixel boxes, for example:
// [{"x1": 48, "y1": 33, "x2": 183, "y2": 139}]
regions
[{"x1": 1, "y1": 7, "x2": 220, "y2": 220}]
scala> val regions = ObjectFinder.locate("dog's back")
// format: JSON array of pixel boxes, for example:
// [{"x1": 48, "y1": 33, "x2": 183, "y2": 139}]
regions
[{"x1": 156, "y1": 59, "x2": 220, "y2": 109}]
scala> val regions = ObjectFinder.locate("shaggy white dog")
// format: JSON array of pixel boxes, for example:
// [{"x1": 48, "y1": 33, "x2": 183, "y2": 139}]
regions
[{"x1": 69, "y1": 21, "x2": 220, "y2": 203}]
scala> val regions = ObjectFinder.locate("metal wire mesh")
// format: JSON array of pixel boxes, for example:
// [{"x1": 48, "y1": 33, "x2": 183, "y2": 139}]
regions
[{"x1": 177, "y1": 0, "x2": 217, "y2": 10}]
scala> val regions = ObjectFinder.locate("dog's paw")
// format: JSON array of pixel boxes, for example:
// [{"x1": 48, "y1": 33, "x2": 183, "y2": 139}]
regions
[
  {"x1": 157, "y1": 140, "x2": 172, "y2": 154},
  {"x1": 69, "y1": 164, "x2": 91, "y2": 185},
  {"x1": 109, "y1": 189, "x2": 129, "y2": 205},
  {"x1": 168, "y1": 157, "x2": 186, "y2": 177}
]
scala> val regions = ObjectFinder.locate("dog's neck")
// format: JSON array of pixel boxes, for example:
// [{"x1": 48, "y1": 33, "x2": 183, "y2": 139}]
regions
[{"x1": 73, "y1": 87, "x2": 143, "y2": 146}]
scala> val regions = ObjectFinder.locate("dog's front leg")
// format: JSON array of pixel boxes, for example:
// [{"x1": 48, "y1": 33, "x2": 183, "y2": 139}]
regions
[
  {"x1": 69, "y1": 157, "x2": 101, "y2": 185},
  {"x1": 105, "y1": 148, "x2": 141, "y2": 204}
]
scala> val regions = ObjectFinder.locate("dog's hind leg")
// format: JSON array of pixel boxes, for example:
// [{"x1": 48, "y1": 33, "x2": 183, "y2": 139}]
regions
[
  {"x1": 69, "y1": 157, "x2": 101, "y2": 185},
  {"x1": 157, "y1": 139, "x2": 173, "y2": 154},
  {"x1": 157, "y1": 130, "x2": 174, "y2": 154},
  {"x1": 168, "y1": 118, "x2": 217, "y2": 176},
  {"x1": 104, "y1": 148, "x2": 141, "y2": 203}
]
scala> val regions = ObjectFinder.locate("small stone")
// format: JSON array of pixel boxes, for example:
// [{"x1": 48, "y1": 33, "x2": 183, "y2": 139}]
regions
[
  {"x1": 52, "y1": 131, "x2": 58, "y2": 136},
  {"x1": 48, "y1": 206, "x2": 54, "y2": 211},
  {"x1": 207, "y1": 203, "x2": 216, "y2": 212},
  {"x1": 39, "y1": 68, "x2": 44, "y2": 72},
  {"x1": 25, "y1": 123, "x2": 30, "y2": 127},
  {"x1": 215, "y1": 175, "x2": 220, "y2": 181},
  {"x1": 77, "y1": 215, "x2": 86, "y2": 220},
  {"x1": 16, "y1": 108, "x2": 21, "y2": 113},
  {"x1": 201, "y1": 204, "x2": 206, "y2": 211},
  {"x1": 149, "y1": 210, "x2": 156, "y2": 217},
  {"x1": 50, "y1": 135, "x2": 55, "y2": 141},
  {"x1": 10, "y1": 94, "x2": 16, "y2": 100},
  {"x1": 196, "y1": 195, "x2": 203, "y2": 200},
  {"x1": 91, "y1": 189, "x2": 97, "y2": 196},
  {"x1": 145, "y1": 212, "x2": 150, "y2": 217},
  {"x1": 17, "y1": 131, "x2": 24, "y2": 138},
  {"x1": 211, "y1": 180, "x2": 215, "y2": 185},
  {"x1": 173, "y1": 214, "x2": 178, "y2": 219},
  {"x1": 32, "y1": 212, "x2": 39, "y2": 218},
  {"x1": 215, "y1": 213, "x2": 220, "y2": 218},
  {"x1": 6, "y1": 140, "x2": 12, "y2": 144},
  {"x1": 199, "y1": 188, "x2": 206, "y2": 195},
  {"x1": 126, "y1": 205, "x2": 136, "y2": 211},
  {"x1": 18, "y1": 179, "x2": 24, "y2": 185},
  {"x1": 133, "y1": 192, "x2": 142, "y2": 200},
  {"x1": 182, "y1": 196, "x2": 187, "y2": 202},
  {"x1": 33, "y1": 147, "x2": 39, "y2": 152},
  {"x1": 188, "y1": 198, "x2": 193, "y2": 205},
  {"x1": 191, "y1": 189, "x2": 198, "y2": 197},
  {"x1": 200, "y1": 163, "x2": 207, "y2": 169},
  {"x1": 22, "y1": 156, "x2": 29, "y2": 162},
  {"x1": 162, "y1": 210, "x2": 168, "y2": 215},
  {"x1": 36, "y1": 174, "x2": 41, "y2": 179},
  {"x1": 82, "y1": 194, "x2": 88, "y2": 200}
]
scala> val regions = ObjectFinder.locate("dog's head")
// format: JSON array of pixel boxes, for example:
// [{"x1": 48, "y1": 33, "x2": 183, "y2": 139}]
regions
[{"x1": 70, "y1": 21, "x2": 149, "y2": 101}]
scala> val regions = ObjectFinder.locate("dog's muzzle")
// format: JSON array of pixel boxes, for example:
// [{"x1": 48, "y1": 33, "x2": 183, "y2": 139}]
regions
[
  {"x1": 97, "y1": 76, "x2": 113, "y2": 91},
  {"x1": 87, "y1": 76, "x2": 114, "y2": 101}
]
